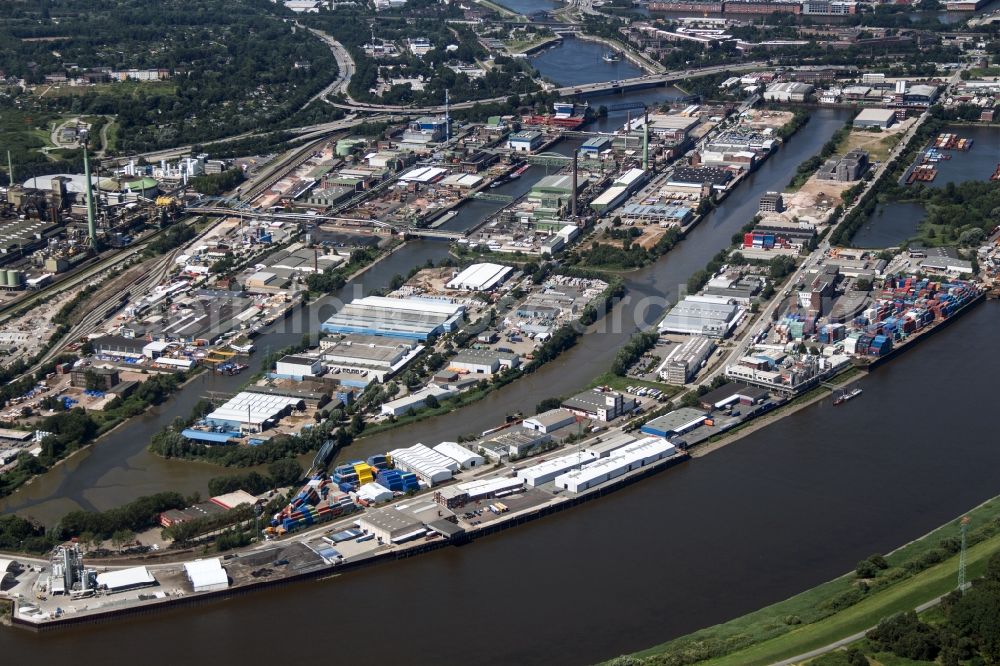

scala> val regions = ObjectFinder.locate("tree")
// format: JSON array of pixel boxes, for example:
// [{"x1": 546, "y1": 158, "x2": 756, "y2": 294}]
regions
[
  {"x1": 111, "y1": 529, "x2": 135, "y2": 552},
  {"x1": 267, "y1": 459, "x2": 303, "y2": 488},
  {"x1": 535, "y1": 397, "x2": 562, "y2": 414},
  {"x1": 424, "y1": 394, "x2": 440, "y2": 409}
]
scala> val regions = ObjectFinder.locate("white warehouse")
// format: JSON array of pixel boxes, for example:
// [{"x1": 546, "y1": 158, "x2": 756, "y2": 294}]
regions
[
  {"x1": 517, "y1": 450, "x2": 599, "y2": 487},
  {"x1": 446, "y1": 263, "x2": 513, "y2": 291},
  {"x1": 432, "y1": 441, "x2": 485, "y2": 469},
  {"x1": 553, "y1": 437, "x2": 677, "y2": 493},
  {"x1": 388, "y1": 443, "x2": 459, "y2": 486}
]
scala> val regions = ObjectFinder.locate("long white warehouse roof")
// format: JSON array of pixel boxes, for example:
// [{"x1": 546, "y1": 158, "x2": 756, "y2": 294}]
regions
[
  {"x1": 96, "y1": 566, "x2": 155, "y2": 590},
  {"x1": 389, "y1": 443, "x2": 459, "y2": 477},
  {"x1": 432, "y1": 441, "x2": 484, "y2": 467},
  {"x1": 351, "y1": 295, "x2": 464, "y2": 316},
  {"x1": 456, "y1": 476, "x2": 524, "y2": 499},
  {"x1": 555, "y1": 437, "x2": 676, "y2": 489},
  {"x1": 517, "y1": 450, "x2": 599, "y2": 486},
  {"x1": 445, "y1": 263, "x2": 513, "y2": 291},
  {"x1": 207, "y1": 392, "x2": 302, "y2": 426}
]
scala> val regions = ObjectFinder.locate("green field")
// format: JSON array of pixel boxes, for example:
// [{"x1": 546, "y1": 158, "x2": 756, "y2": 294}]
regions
[
  {"x1": 620, "y1": 495, "x2": 1000, "y2": 665},
  {"x1": 700, "y1": 535, "x2": 1000, "y2": 666}
]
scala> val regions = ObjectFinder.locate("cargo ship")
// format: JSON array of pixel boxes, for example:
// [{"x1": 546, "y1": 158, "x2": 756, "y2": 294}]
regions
[
  {"x1": 833, "y1": 387, "x2": 862, "y2": 406},
  {"x1": 490, "y1": 164, "x2": 531, "y2": 188}
]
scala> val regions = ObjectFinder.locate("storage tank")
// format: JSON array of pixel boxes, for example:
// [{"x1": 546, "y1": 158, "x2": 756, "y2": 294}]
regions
[
  {"x1": 7, "y1": 270, "x2": 21, "y2": 287},
  {"x1": 0, "y1": 271, "x2": 9, "y2": 287}
]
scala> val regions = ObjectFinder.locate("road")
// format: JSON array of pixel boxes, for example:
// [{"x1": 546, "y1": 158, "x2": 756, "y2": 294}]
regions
[
  {"x1": 773, "y1": 594, "x2": 947, "y2": 666},
  {"x1": 300, "y1": 24, "x2": 358, "y2": 106}
]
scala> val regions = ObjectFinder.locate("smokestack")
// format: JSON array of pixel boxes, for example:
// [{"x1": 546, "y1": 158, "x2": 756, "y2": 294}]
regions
[
  {"x1": 6, "y1": 150, "x2": 12, "y2": 187},
  {"x1": 642, "y1": 111, "x2": 650, "y2": 172},
  {"x1": 571, "y1": 150, "x2": 578, "y2": 219},
  {"x1": 83, "y1": 147, "x2": 97, "y2": 249}
]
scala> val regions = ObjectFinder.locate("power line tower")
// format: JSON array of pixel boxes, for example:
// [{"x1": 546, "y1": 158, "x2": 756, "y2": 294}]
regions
[{"x1": 958, "y1": 515, "x2": 971, "y2": 593}]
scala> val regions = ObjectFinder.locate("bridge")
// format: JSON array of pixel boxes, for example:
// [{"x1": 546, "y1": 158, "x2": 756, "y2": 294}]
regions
[
  {"x1": 525, "y1": 152, "x2": 574, "y2": 167},
  {"x1": 327, "y1": 62, "x2": 765, "y2": 115}
]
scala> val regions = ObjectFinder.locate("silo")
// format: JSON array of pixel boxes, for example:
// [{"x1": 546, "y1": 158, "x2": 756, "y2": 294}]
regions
[
  {"x1": 7, "y1": 270, "x2": 21, "y2": 287},
  {"x1": 0, "y1": 271, "x2": 10, "y2": 287}
]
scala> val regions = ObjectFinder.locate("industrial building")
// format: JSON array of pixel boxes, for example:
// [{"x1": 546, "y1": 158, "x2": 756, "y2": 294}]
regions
[
  {"x1": 590, "y1": 185, "x2": 631, "y2": 214},
  {"x1": 852, "y1": 108, "x2": 896, "y2": 129},
  {"x1": 667, "y1": 166, "x2": 733, "y2": 191},
  {"x1": 356, "y1": 482, "x2": 393, "y2": 504},
  {"x1": 379, "y1": 385, "x2": 454, "y2": 417},
  {"x1": 758, "y1": 192, "x2": 784, "y2": 213},
  {"x1": 321, "y1": 296, "x2": 465, "y2": 340},
  {"x1": 445, "y1": 263, "x2": 513, "y2": 291},
  {"x1": 763, "y1": 82, "x2": 814, "y2": 102},
  {"x1": 553, "y1": 437, "x2": 676, "y2": 493},
  {"x1": 658, "y1": 296, "x2": 742, "y2": 338},
  {"x1": 561, "y1": 389, "x2": 631, "y2": 422},
  {"x1": 643, "y1": 113, "x2": 701, "y2": 141},
  {"x1": 903, "y1": 84, "x2": 938, "y2": 105},
  {"x1": 448, "y1": 348, "x2": 520, "y2": 376},
  {"x1": 319, "y1": 334, "x2": 422, "y2": 386},
  {"x1": 698, "y1": 382, "x2": 770, "y2": 410},
  {"x1": 435, "y1": 476, "x2": 524, "y2": 508},
  {"x1": 204, "y1": 391, "x2": 305, "y2": 432},
  {"x1": 816, "y1": 150, "x2": 869, "y2": 182},
  {"x1": 508, "y1": 130, "x2": 544, "y2": 152},
  {"x1": 517, "y1": 450, "x2": 599, "y2": 487},
  {"x1": 358, "y1": 507, "x2": 426, "y2": 542},
  {"x1": 656, "y1": 335, "x2": 716, "y2": 384},
  {"x1": 184, "y1": 559, "x2": 229, "y2": 592},
  {"x1": 583, "y1": 431, "x2": 637, "y2": 458},
  {"x1": 476, "y1": 427, "x2": 551, "y2": 461},
  {"x1": 640, "y1": 408, "x2": 708, "y2": 438},
  {"x1": 274, "y1": 355, "x2": 323, "y2": 380},
  {"x1": 432, "y1": 441, "x2": 485, "y2": 469},
  {"x1": 95, "y1": 566, "x2": 156, "y2": 593},
  {"x1": 387, "y1": 443, "x2": 459, "y2": 485},
  {"x1": 522, "y1": 408, "x2": 577, "y2": 434},
  {"x1": 580, "y1": 136, "x2": 613, "y2": 158}
]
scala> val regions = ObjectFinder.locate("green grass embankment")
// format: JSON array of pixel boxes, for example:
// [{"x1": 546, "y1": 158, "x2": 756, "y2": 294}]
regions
[
  {"x1": 622, "y1": 495, "x2": 1000, "y2": 666},
  {"x1": 701, "y1": 534, "x2": 1000, "y2": 666}
]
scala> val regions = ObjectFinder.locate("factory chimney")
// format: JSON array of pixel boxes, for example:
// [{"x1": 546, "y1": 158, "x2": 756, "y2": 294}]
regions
[
  {"x1": 445, "y1": 88, "x2": 451, "y2": 142},
  {"x1": 642, "y1": 111, "x2": 650, "y2": 172},
  {"x1": 571, "y1": 149, "x2": 578, "y2": 219},
  {"x1": 6, "y1": 150, "x2": 12, "y2": 187},
  {"x1": 83, "y1": 146, "x2": 97, "y2": 249}
]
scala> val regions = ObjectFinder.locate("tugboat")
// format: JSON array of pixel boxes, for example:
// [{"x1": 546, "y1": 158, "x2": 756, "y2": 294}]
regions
[
  {"x1": 602, "y1": 50, "x2": 621, "y2": 63},
  {"x1": 833, "y1": 387, "x2": 863, "y2": 406}
]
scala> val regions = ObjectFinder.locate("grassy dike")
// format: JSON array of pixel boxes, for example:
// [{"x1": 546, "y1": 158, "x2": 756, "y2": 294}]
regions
[{"x1": 614, "y1": 495, "x2": 1000, "y2": 665}]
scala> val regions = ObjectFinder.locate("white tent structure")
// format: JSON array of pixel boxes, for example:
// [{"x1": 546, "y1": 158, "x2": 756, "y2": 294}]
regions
[{"x1": 184, "y1": 558, "x2": 229, "y2": 592}]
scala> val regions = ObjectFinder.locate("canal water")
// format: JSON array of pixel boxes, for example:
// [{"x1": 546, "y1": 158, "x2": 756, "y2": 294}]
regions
[
  {"x1": 2, "y1": 300, "x2": 999, "y2": 665},
  {"x1": 853, "y1": 124, "x2": 1000, "y2": 247},
  {"x1": 924, "y1": 124, "x2": 1000, "y2": 188},
  {"x1": 851, "y1": 201, "x2": 925, "y2": 249}
]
